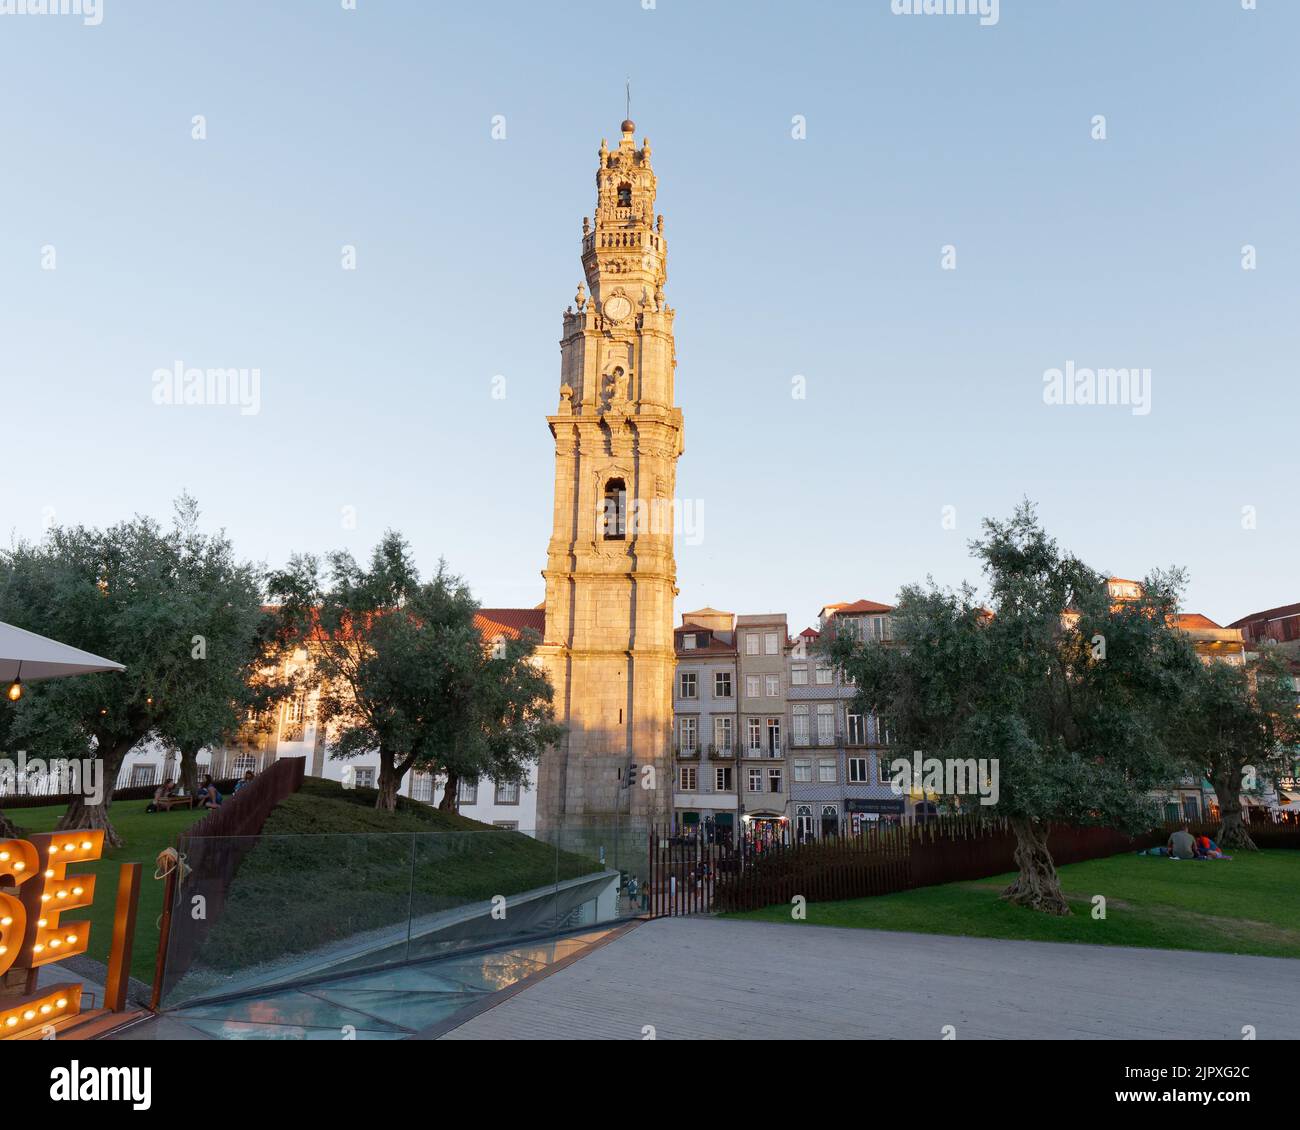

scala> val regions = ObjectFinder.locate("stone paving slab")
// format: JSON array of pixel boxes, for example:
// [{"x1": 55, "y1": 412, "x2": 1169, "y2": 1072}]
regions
[{"x1": 440, "y1": 917, "x2": 1300, "y2": 1040}]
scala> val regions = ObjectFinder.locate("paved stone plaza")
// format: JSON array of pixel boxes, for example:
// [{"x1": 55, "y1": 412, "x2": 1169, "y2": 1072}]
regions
[{"x1": 438, "y1": 917, "x2": 1300, "y2": 1040}]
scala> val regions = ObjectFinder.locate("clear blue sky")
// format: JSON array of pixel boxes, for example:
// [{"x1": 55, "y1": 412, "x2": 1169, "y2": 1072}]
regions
[{"x1": 1, "y1": 1, "x2": 1296, "y2": 632}]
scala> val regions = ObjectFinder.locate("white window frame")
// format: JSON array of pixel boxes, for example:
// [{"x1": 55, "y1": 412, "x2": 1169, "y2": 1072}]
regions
[
  {"x1": 816, "y1": 704, "x2": 834, "y2": 745},
  {"x1": 714, "y1": 715, "x2": 733, "y2": 750},
  {"x1": 679, "y1": 716, "x2": 698, "y2": 751}
]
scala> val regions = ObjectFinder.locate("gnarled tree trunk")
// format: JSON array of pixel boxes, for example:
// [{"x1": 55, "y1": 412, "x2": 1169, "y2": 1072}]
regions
[
  {"x1": 56, "y1": 736, "x2": 135, "y2": 848},
  {"x1": 438, "y1": 769, "x2": 459, "y2": 812},
  {"x1": 0, "y1": 810, "x2": 25, "y2": 839},
  {"x1": 1213, "y1": 770, "x2": 1257, "y2": 851},
  {"x1": 375, "y1": 756, "x2": 400, "y2": 812},
  {"x1": 179, "y1": 743, "x2": 201, "y2": 795},
  {"x1": 1001, "y1": 817, "x2": 1071, "y2": 915}
]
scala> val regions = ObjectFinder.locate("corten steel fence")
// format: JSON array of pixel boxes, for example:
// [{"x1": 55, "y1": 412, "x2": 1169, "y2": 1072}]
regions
[
  {"x1": 650, "y1": 810, "x2": 1300, "y2": 916},
  {"x1": 155, "y1": 756, "x2": 306, "y2": 1005}
]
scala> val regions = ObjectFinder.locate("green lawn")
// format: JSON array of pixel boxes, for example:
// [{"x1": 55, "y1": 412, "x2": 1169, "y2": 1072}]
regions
[
  {"x1": 727, "y1": 850, "x2": 1300, "y2": 959},
  {"x1": 9, "y1": 799, "x2": 209, "y2": 984}
]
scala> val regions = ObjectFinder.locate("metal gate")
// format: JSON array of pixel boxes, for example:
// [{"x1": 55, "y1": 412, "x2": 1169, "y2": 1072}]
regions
[{"x1": 646, "y1": 823, "x2": 791, "y2": 916}]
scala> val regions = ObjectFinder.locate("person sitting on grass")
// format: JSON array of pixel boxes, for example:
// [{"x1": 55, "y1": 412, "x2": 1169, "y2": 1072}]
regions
[
  {"x1": 196, "y1": 773, "x2": 222, "y2": 810},
  {"x1": 233, "y1": 769, "x2": 255, "y2": 794},
  {"x1": 1195, "y1": 834, "x2": 1230, "y2": 860},
  {"x1": 1167, "y1": 826, "x2": 1196, "y2": 860}
]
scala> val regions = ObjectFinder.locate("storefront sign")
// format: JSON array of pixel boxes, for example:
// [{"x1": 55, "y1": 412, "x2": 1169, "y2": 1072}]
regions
[{"x1": 845, "y1": 798, "x2": 905, "y2": 815}]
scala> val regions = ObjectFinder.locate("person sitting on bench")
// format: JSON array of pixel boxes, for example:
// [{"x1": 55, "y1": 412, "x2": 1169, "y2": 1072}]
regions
[{"x1": 147, "y1": 779, "x2": 177, "y2": 813}]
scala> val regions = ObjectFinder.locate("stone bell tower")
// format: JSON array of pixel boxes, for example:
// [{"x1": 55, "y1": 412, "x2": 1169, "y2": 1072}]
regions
[{"x1": 536, "y1": 119, "x2": 682, "y2": 833}]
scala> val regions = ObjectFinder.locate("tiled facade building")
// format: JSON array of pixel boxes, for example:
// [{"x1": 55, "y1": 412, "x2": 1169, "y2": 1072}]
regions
[
  {"x1": 735, "y1": 613, "x2": 791, "y2": 839},
  {"x1": 788, "y1": 601, "x2": 904, "y2": 840},
  {"x1": 672, "y1": 609, "x2": 739, "y2": 839}
]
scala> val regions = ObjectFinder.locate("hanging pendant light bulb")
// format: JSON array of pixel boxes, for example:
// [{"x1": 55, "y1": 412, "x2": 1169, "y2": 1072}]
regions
[{"x1": 6, "y1": 663, "x2": 22, "y2": 703}]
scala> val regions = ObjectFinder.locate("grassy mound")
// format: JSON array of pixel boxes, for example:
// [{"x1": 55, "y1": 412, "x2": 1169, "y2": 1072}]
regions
[{"x1": 184, "y1": 777, "x2": 602, "y2": 976}]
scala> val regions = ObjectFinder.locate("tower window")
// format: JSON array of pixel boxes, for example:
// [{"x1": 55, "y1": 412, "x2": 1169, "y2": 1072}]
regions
[
  {"x1": 617, "y1": 183, "x2": 632, "y2": 208},
  {"x1": 603, "y1": 477, "x2": 627, "y2": 539}
]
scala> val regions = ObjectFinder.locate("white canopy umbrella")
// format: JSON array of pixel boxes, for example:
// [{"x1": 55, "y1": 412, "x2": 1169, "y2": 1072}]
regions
[{"x1": 0, "y1": 620, "x2": 125, "y2": 687}]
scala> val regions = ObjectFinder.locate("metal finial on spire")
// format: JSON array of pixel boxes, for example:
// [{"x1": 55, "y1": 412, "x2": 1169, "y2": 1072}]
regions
[{"x1": 626, "y1": 76, "x2": 631, "y2": 121}]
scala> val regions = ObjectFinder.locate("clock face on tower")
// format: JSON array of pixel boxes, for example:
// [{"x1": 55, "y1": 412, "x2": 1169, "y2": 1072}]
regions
[{"x1": 603, "y1": 294, "x2": 632, "y2": 323}]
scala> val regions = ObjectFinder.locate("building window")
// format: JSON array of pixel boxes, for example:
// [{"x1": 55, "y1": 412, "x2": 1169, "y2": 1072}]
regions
[
  {"x1": 282, "y1": 693, "x2": 307, "y2": 742},
  {"x1": 679, "y1": 671, "x2": 698, "y2": 699},
  {"x1": 494, "y1": 780, "x2": 520, "y2": 805},
  {"x1": 792, "y1": 706, "x2": 809, "y2": 745},
  {"x1": 765, "y1": 674, "x2": 780, "y2": 697},
  {"x1": 816, "y1": 704, "x2": 834, "y2": 745},
  {"x1": 748, "y1": 767, "x2": 762, "y2": 792},
  {"x1": 847, "y1": 713, "x2": 866, "y2": 745},
  {"x1": 874, "y1": 715, "x2": 893, "y2": 747},
  {"x1": 765, "y1": 632, "x2": 779, "y2": 655},
  {"x1": 714, "y1": 671, "x2": 732, "y2": 698},
  {"x1": 412, "y1": 773, "x2": 434, "y2": 803},
  {"x1": 748, "y1": 717, "x2": 762, "y2": 752},
  {"x1": 796, "y1": 804, "x2": 814, "y2": 840},
  {"x1": 679, "y1": 717, "x2": 697, "y2": 752},
  {"x1": 791, "y1": 665, "x2": 808, "y2": 686},
  {"x1": 714, "y1": 716, "x2": 733, "y2": 751},
  {"x1": 768, "y1": 767, "x2": 783, "y2": 793},
  {"x1": 233, "y1": 753, "x2": 256, "y2": 775},
  {"x1": 745, "y1": 675, "x2": 760, "y2": 699},
  {"x1": 681, "y1": 633, "x2": 697, "y2": 650},
  {"x1": 617, "y1": 182, "x2": 632, "y2": 207},
  {"x1": 494, "y1": 821, "x2": 519, "y2": 831},
  {"x1": 766, "y1": 718, "x2": 782, "y2": 755},
  {"x1": 458, "y1": 777, "x2": 478, "y2": 805},
  {"x1": 815, "y1": 664, "x2": 833, "y2": 685},
  {"x1": 603, "y1": 478, "x2": 627, "y2": 539},
  {"x1": 876, "y1": 755, "x2": 895, "y2": 786},
  {"x1": 793, "y1": 759, "x2": 812, "y2": 783},
  {"x1": 745, "y1": 633, "x2": 759, "y2": 656},
  {"x1": 679, "y1": 765, "x2": 697, "y2": 791},
  {"x1": 848, "y1": 757, "x2": 869, "y2": 783},
  {"x1": 821, "y1": 804, "x2": 839, "y2": 838},
  {"x1": 353, "y1": 767, "x2": 376, "y2": 789},
  {"x1": 818, "y1": 758, "x2": 837, "y2": 783},
  {"x1": 715, "y1": 766, "x2": 733, "y2": 791}
]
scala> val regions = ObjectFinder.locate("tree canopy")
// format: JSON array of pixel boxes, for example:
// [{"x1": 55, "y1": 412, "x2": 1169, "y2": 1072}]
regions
[{"x1": 829, "y1": 502, "x2": 1199, "y2": 914}]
